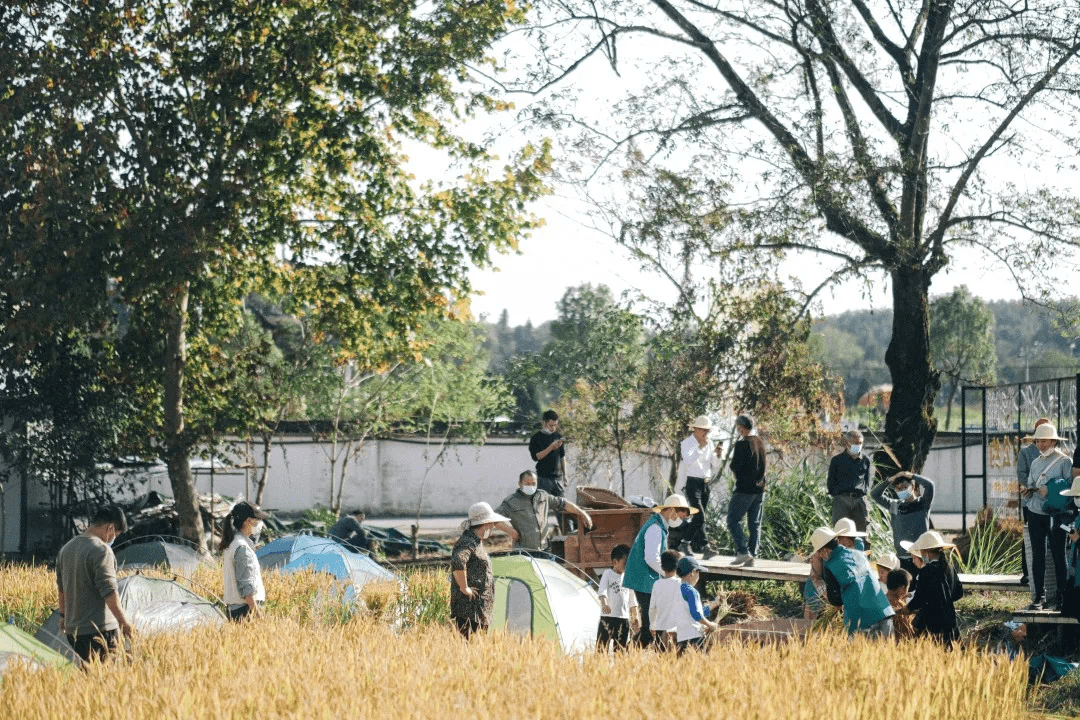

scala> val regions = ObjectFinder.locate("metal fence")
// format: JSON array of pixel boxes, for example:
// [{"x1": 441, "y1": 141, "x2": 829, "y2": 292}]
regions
[{"x1": 960, "y1": 374, "x2": 1078, "y2": 530}]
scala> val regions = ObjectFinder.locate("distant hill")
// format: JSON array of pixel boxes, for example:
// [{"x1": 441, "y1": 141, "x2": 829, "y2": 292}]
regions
[{"x1": 811, "y1": 298, "x2": 1080, "y2": 405}]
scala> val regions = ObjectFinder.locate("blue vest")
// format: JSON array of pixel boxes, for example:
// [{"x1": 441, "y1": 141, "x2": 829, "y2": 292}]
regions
[
  {"x1": 623, "y1": 513, "x2": 667, "y2": 593},
  {"x1": 824, "y1": 544, "x2": 894, "y2": 633}
]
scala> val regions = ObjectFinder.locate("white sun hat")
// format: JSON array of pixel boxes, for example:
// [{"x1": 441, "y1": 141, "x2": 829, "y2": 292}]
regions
[
  {"x1": 1023, "y1": 423, "x2": 1065, "y2": 442},
  {"x1": 810, "y1": 527, "x2": 837, "y2": 554},
  {"x1": 901, "y1": 530, "x2": 956, "y2": 557},
  {"x1": 691, "y1": 415, "x2": 713, "y2": 430},
  {"x1": 467, "y1": 502, "x2": 510, "y2": 527},
  {"x1": 1059, "y1": 478, "x2": 1080, "y2": 497},
  {"x1": 874, "y1": 553, "x2": 901, "y2": 572},
  {"x1": 654, "y1": 494, "x2": 700, "y2": 514},
  {"x1": 832, "y1": 517, "x2": 868, "y2": 538}
]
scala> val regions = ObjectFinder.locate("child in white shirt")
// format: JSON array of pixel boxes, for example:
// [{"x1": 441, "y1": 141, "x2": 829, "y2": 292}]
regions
[
  {"x1": 597, "y1": 544, "x2": 639, "y2": 651},
  {"x1": 648, "y1": 550, "x2": 684, "y2": 651}
]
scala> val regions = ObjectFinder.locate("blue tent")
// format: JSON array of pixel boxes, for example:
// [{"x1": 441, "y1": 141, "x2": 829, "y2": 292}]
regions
[{"x1": 260, "y1": 534, "x2": 395, "y2": 592}]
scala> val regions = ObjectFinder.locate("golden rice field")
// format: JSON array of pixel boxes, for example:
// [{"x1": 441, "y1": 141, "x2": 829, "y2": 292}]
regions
[{"x1": 0, "y1": 563, "x2": 1033, "y2": 719}]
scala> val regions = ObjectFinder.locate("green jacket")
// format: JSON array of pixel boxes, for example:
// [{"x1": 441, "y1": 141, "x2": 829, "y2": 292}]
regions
[
  {"x1": 623, "y1": 513, "x2": 667, "y2": 594},
  {"x1": 824, "y1": 544, "x2": 894, "y2": 634}
]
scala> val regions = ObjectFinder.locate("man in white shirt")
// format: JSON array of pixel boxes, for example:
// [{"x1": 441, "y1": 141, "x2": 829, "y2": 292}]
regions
[{"x1": 678, "y1": 415, "x2": 720, "y2": 558}]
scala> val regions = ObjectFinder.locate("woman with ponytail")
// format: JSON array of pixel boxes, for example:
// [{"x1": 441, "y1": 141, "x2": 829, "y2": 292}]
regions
[{"x1": 222, "y1": 501, "x2": 270, "y2": 622}]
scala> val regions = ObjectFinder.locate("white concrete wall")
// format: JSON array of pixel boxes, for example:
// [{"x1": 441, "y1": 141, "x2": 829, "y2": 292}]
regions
[{"x1": 133, "y1": 435, "x2": 673, "y2": 517}]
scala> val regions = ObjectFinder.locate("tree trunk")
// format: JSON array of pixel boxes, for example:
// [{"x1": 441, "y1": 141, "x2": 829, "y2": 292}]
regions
[
  {"x1": 164, "y1": 283, "x2": 205, "y2": 552},
  {"x1": 943, "y1": 381, "x2": 958, "y2": 432},
  {"x1": 880, "y1": 266, "x2": 940, "y2": 476},
  {"x1": 256, "y1": 430, "x2": 273, "y2": 506}
]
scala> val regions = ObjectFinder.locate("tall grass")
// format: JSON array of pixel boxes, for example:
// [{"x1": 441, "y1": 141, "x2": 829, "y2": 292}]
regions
[
  {"x1": 956, "y1": 510, "x2": 1023, "y2": 575},
  {"x1": 0, "y1": 612, "x2": 1029, "y2": 719}
]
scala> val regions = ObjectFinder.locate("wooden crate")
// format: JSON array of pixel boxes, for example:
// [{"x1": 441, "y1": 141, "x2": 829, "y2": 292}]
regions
[{"x1": 563, "y1": 507, "x2": 654, "y2": 578}]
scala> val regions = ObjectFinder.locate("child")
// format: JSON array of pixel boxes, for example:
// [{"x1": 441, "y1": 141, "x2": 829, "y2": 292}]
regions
[
  {"x1": 597, "y1": 544, "x2": 640, "y2": 651},
  {"x1": 885, "y1": 568, "x2": 915, "y2": 641},
  {"x1": 672, "y1": 556, "x2": 718, "y2": 653},
  {"x1": 875, "y1": 553, "x2": 900, "y2": 594},
  {"x1": 902, "y1": 531, "x2": 964, "y2": 646},
  {"x1": 647, "y1": 549, "x2": 683, "y2": 651}
]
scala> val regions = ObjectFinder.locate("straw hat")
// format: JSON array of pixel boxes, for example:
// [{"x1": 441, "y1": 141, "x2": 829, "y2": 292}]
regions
[
  {"x1": 691, "y1": 415, "x2": 713, "y2": 430},
  {"x1": 1023, "y1": 423, "x2": 1066, "y2": 442},
  {"x1": 810, "y1": 527, "x2": 837, "y2": 553},
  {"x1": 654, "y1": 494, "x2": 699, "y2": 514},
  {"x1": 832, "y1": 517, "x2": 867, "y2": 538},
  {"x1": 1058, "y1": 478, "x2": 1080, "y2": 497},
  {"x1": 901, "y1": 530, "x2": 955, "y2": 557},
  {"x1": 874, "y1": 553, "x2": 901, "y2": 572},
  {"x1": 467, "y1": 502, "x2": 510, "y2": 527}
]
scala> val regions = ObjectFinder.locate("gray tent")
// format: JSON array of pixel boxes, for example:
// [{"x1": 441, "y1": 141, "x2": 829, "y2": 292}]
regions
[
  {"x1": 35, "y1": 575, "x2": 224, "y2": 657},
  {"x1": 114, "y1": 539, "x2": 213, "y2": 577}
]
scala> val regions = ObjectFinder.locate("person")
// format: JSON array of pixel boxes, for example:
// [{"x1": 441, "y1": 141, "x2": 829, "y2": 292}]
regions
[
  {"x1": 495, "y1": 470, "x2": 593, "y2": 551},
  {"x1": 222, "y1": 501, "x2": 271, "y2": 622},
  {"x1": 646, "y1": 550, "x2": 684, "y2": 651},
  {"x1": 874, "y1": 553, "x2": 900, "y2": 593},
  {"x1": 1059, "y1": 478, "x2": 1080, "y2": 618},
  {"x1": 1017, "y1": 418, "x2": 1051, "y2": 584},
  {"x1": 870, "y1": 471, "x2": 934, "y2": 579},
  {"x1": 677, "y1": 415, "x2": 720, "y2": 558},
  {"x1": 623, "y1": 495, "x2": 696, "y2": 648},
  {"x1": 832, "y1": 517, "x2": 867, "y2": 552},
  {"x1": 55, "y1": 505, "x2": 133, "y2": 662},
  {"x1": 672, "y1": 556, "x2": 719, "y2": 654},
  {"x1": 596, "y1": 544, "x2": 640, "y2": 651},
  {"x1": 727, "y1": 414, "x2": 766, "y2": 567},
  {"x1": 449, "y1": 502, "x2": 510, "y2": 637},
  {"x1": 827, "y1": 430, "x2": 875, "y2": 532},
  {"x1": 529, "y1": 410, "x2": 568, "y2": 498},
  {"x1": 328, "y1": 509, "x2": 370, "y2": 553},
  {"x1": 901, "y1": 531, "x2": 964, "y2": 646},
  {"x1": 812, "y1": 525, "x2": 894, "y2": 639},
  {"x1": 1020, "y1": 422, "x2": 1074, "y2": 610},
  {"x1": 885, "y1": 569, "x2": 916, "y2": 641}
]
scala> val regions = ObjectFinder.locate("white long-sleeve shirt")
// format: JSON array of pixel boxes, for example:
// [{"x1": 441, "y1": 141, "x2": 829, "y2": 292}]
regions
[
  {"x1": 649, "y1": 576, "x2": 683, "y2": 633},
  {"x1": 678, "y1": 434, "x2": 716, "y2": 487},
  {"x1": 642, "y1": 523, "x2": 665, "y2": 576}
]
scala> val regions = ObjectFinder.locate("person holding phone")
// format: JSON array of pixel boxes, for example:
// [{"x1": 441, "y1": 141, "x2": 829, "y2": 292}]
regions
[
  {"x1": 1021, "y1": 423, "x2": 1074, "y2": 611},
  {"x1": 529, "y1": 410, "x2": 568, "y2": 498}
]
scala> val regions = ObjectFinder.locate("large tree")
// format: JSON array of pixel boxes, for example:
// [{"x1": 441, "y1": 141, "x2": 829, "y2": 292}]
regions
[
  {"x1": 1, "y1": 1, "x2": 548, "y2": 549},
  {"x1": 508, "y1": 0, "x2": 1080, "y2": 473}
]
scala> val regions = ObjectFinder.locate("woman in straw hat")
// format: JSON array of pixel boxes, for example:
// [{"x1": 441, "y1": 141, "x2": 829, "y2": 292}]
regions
[
  {"x1": 901, "y1": 531, "x2": 964, "y2": 646},
  {"x1": 1020, "y1": 422, "x2": 1074, "y2": 610},
  {"x1": 622, "y1": 494, "x2": 697, "y2": 647},
  {"x1": 449, "y1": 502, "x2": 510, "y2": 637}
]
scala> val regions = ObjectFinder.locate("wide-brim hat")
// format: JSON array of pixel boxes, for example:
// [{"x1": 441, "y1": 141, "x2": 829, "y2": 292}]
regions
[
  {"x1": 832, "y1": 517, "x2": 867, "y2": 538},
  {"x1": 902, "y1": 530, "x2": 955, "y2": 556},
  {"x1": 1023, "y1": 423, "x2": 1065, "y2": 442},
  {"x1": 810, "y1": 527, "x2": 837, "y2": 553},
  {"x1": 1058, "y1": 478, "x2": 1080, "y2": 497},
  {"x1": 691, "y1": 415, "x2": 713, "y2": 430},
  {"x1": 874, "y1": 553, "x2": 900, "y2": 572},
  {"x1": 654, "y1": 493, "x2": 699, "y2": 514},
  {"x1": 468, "y1": 502, "x2": 510, "y2": 527}
]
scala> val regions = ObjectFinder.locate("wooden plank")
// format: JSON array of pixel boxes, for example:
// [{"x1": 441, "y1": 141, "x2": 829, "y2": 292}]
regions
[{"x1": 1011, "y1": 612, "x2": 1079, "y2": 625}]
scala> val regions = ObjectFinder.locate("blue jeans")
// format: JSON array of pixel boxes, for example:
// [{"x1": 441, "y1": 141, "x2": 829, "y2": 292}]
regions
[{"x1": 727, "y1": 491, "x2": 764, "y2": 556}]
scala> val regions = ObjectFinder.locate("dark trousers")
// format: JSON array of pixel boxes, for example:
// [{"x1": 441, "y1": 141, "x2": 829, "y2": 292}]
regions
[
  {"x1": 633, "y1": 590, "x2": 654, "y2": 647},
  {"x1": 1028, "y1": 512, "x2": 1068, "y2": 602},
  {"x1": 727, "y1": 491, "x2": 764, "y2": 556},
  {"x1": 830, "y1": 493, "x2": 869, "y2": 532},
  {"x1": 67, "y1": 629, "x2": 119, "y2": 663},
  {"x1": 1020, "y1": 507, "x2": 1031, "y2": 580},
  {"x1": 684, "y1": 476, "x2": 711, "y2": 552},
  {"x1": 227, "y1": 605, "x2": 252, "y2": 622},
  {"x1": 454, "y1": 615, "x2": 487, "y2": 638},
  {"x1": 537, "y1": 474, "x2": 564, "y2": 498},
  {"x1": 677, "y1": 636, "x2": 706, "y2": 655},
  {"x1": 596, "y1": 616, "x2": 631, "y2": 651}
]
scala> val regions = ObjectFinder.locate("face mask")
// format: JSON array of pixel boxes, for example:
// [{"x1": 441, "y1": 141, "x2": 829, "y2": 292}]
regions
[
  {"x1": 541, "y1": 427, "x2": 554, "y2": 435},
  {"x1": 848, "y1": 444, "x2": 862, "y2": 455},
  {"x1": 666, "y1": 516, "x2": 684, "y2": 529},
  {"x1": 1074, "y1": 498, "x2": 1080, "y2": 508},
  {"x1": 896, "y1": 488, "x2": 913, "y2": 502},
  {"x1": 1040, "y1": 446, "x2": 1056, "y2": 458},
  {"x1": 251, "y1": 521, "x2": 264, "y2": 537},
  {"x1": 521, "y1": 485, "x2": 537, "y2": 497}
]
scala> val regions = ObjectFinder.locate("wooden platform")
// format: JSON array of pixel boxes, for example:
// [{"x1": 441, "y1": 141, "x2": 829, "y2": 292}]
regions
[
  {"x1": 1011, "y1": 609, "x2": 1080, "y2": 625},
  {"x1": 697, "y1": 554, "x2": 1027, "y2": 593}
]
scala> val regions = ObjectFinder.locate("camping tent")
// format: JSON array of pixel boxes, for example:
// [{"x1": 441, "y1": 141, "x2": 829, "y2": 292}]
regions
[
  {"x1": 259, "y1": 534, "x2": 396, "y2": 592},
  {"x1": 1, "y1": 622, "x2": 73, "y2": 676},
  {"x1": 115, "y1": 539, "x2": 213, "y2": 577},
  {"x1": 35, "y1": 575, "x2": 224, "y2": 658},
  {"x1": 490, "y1": 555, "x2": 601, "y2": 654}
]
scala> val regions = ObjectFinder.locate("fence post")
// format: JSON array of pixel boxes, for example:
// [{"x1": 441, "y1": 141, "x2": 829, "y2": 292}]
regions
[
  {"x1": 982, "y1": 389, "x2": 988, "y2": 510},
  {"x1": 961, "y1": 386, "x2": 968, "y2": 532}
]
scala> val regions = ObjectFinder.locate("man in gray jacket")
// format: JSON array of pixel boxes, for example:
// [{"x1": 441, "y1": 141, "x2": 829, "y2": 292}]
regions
[{"x1": 55, "y1": 505, "x2": 133, "y2": 662}]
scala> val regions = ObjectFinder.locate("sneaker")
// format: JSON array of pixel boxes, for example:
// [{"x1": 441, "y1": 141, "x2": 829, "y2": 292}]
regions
[
  {"x1": 743, "y1": 556, "x2": 755, "y2": 567},
  {"x1": 730, "y1": 553, "x2": 752, "y2": 566},
  {"x1": 1026, "y1": 599, "x2": 1044, "y2": 611},
  {"x1": 677, "y1": 541, "x2": 694, "y2": 557},
  {"x1": 701, "y1": 549, "x2": 719, "y2": 561}
]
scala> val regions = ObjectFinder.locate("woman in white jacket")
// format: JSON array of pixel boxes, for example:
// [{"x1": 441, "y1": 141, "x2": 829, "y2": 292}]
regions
[{"x1": 222, "y1": 501, "x2": 270, "y2": 621}]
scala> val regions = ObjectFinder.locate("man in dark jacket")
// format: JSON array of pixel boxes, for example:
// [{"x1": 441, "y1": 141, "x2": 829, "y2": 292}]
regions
[{"x1": 827, "y1": 430, "x2": 875, "y2": 532}]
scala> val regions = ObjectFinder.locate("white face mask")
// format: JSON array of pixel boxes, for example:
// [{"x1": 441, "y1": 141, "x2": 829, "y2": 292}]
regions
[
  {"x1": 521, "y1": 485, "x2": 537, "y2": 497},
  {"x1": 848, "y1": 443, "x2": 862, "y2": 456},
  {"x1": 1074, "y1": 497, "x2": 1080, "y2": 508},
  {"x1": 666, "y1": 516, "x2": 684, "y2": 529},
  {"x1": 251, "y1": 520, "x2": 264, "y2": 537},
  {"x1": 1040, "y1": 446, "x2": 1056, "y2": 458}
]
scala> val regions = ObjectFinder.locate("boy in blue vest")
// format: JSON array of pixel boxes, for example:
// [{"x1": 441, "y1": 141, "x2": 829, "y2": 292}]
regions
[
  {"x1": 623, "y1": 494, "x2": 697, "y2": 647},
  {"x1": 810, "y1": 526, "x2": 894, "y2": 639}
]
